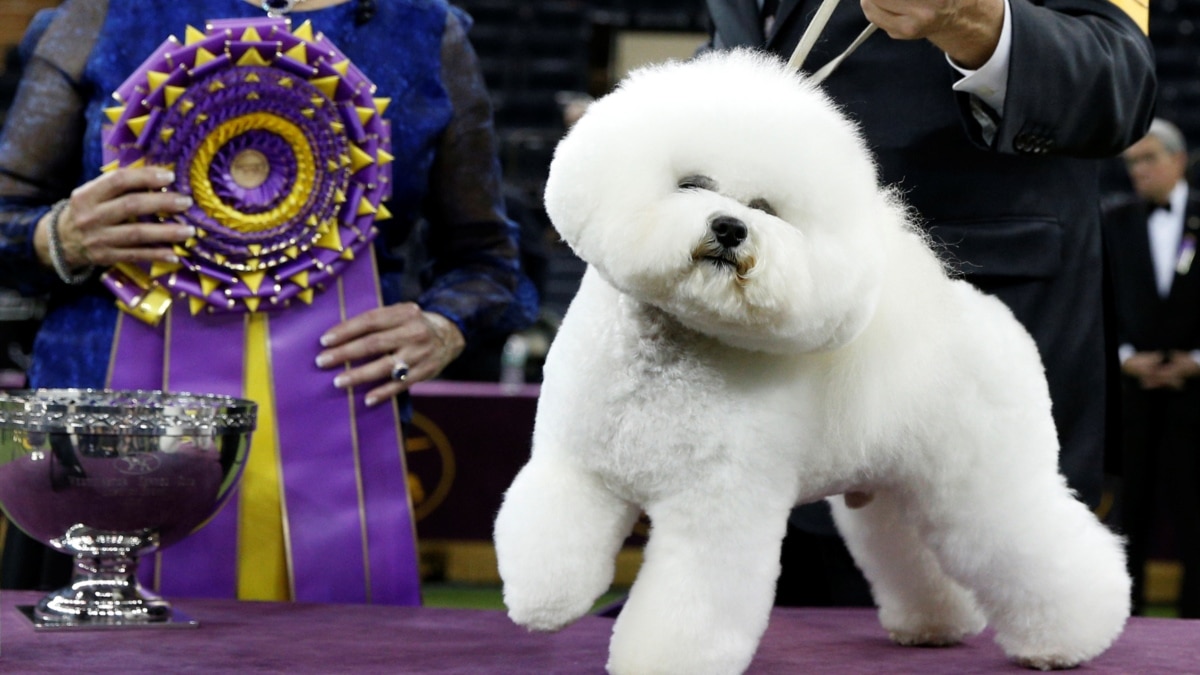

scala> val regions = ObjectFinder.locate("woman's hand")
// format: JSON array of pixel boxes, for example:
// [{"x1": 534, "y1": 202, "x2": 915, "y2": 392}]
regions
[
  {"x1": 315, "y1": 302, "x2": 466, "y2": 406},
  {"x1": 35, "y1": 166, "x2": 195, "y2": 272}
]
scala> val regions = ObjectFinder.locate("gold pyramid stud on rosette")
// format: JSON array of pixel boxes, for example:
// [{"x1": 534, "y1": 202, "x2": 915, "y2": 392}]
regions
[{"x1": 100, "y1": 16, "x2": 395, "y2": 325}]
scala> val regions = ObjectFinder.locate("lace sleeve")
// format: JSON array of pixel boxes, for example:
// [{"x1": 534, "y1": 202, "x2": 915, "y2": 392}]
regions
[
  {"x1": 412, "y1": 8, "x2": 538, "y2": 343},
  {"x1": 0, "y1": 0, "x2": 105, "y2": 295}
]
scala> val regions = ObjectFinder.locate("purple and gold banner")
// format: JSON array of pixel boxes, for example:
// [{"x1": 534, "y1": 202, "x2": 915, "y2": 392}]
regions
[{"x1": 100, "y1": 16, "x2": 418, "y2": 605}]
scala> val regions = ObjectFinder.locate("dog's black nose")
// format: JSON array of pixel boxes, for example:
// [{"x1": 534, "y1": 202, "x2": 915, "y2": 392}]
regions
[{"x1": 710, "y1": 216, "x2": 748, "y2": 249}]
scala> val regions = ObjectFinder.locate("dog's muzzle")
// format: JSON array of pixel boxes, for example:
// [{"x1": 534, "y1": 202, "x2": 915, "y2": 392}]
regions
[{"x1": 693, "y1": 215, "x2": 755, "y2": 283}]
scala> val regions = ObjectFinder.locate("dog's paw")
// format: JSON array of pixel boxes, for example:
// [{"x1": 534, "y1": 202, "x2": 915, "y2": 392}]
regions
[
  {"x1": 1012, "y1": 654, "x2": 1084, "y2": 671},
  {"x1": 504, "y1": 590, "x2": 592, "y2": 633},
  {"x1": 881, "y1": 596, "x2": 986, "y2": 648},
  {"x1": 508, "y1": 608, "x2": 573, "y2": 633},
  {"x1": 888, "y1": 624, "x2": 977, "y2": 647}
]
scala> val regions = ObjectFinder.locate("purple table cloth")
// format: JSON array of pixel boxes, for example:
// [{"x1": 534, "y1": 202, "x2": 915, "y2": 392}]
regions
[{"x1": 2, "y1": 590, "x2": 1198, "y2": 673}]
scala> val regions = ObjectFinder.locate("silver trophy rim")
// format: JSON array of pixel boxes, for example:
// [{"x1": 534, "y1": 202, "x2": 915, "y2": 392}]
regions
[{"x1": 0, "y1": 388, "x2": 257, "y2": 436}]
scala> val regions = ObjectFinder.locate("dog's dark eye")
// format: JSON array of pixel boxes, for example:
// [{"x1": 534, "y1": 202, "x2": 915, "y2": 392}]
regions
[
  {"x1": 678, "y1": 175, "x2": 716, "y2": 191},
  {"x1": 748, "y1": 198, "x2": 776, "y2": 216}
]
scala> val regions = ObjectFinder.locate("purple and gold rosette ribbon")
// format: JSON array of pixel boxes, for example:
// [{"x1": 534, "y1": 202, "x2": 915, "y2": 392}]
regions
[
  {"x1": 99, "y1": 17, "x2": 419, "y2": 605},
  {"x1": 100, "y1": 16, "x2": 394, "y2": 319}
]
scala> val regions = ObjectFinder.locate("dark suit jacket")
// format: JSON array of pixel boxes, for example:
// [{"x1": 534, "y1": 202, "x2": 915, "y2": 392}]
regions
[
  {"x1": 706, "y1": 0, "x2": 1157, "y2": 510},
  {"x1": 1103, "y1": 192, "x2": 1200, "y2": 355}
]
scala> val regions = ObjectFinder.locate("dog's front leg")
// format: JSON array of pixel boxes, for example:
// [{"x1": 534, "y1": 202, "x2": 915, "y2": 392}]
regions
[
  {"x1": 494, "y1": 453, "x2": 639, "y2": 631},
  {"x1": 606, "y1": 489, "x2": 791, "y2": 675}
]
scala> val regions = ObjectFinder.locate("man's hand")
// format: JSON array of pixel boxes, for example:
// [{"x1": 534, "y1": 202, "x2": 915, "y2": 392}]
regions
[
  {"x1": 1154, "y1": 351, "x2": 1200, "y2": 390},
  {"x1": 861, "y1": 0, "x2": 1005, "y2": 69},
  {"x1": 1123, "y1": 350, "x2": 1200, "y2": 390}
]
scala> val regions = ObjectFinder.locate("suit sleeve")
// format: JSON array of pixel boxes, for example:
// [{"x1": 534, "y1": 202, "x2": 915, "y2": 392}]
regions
[{"x1": 973, "y1": 0, "x2": 1155, "y2": 158}]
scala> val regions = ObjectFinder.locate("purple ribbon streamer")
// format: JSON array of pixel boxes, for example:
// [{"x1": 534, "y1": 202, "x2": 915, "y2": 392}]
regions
[
  {"x1": 109, "y1": 309, "x2": 245, "y2": 598},
  {"x1": 268, "y1": 283, "x2": 370, "y2": 603},
  {"x1": 266, "y1": 253, "x2": 419, "y2": 604},
  {"x1": 341, "y1": 252, "x2": 421, "y2": 605},
  {"x1": 106, "y1": 312, "x2": 166, "y2": 392},
  {"x1": 156, "y1": 310, "x2": 247, "y2": 598}
]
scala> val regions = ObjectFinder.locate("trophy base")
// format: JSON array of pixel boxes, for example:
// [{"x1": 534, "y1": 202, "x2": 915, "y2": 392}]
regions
[
  {"x1": 17, "y1": 604, "x2": 199, "y2": 630},
  {"x1": 17, "y1": 526, "x2": 203, "y2": 630}
]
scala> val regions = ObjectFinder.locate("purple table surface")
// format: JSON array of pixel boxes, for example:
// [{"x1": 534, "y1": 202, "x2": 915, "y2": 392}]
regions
[{"x1": 2, "y1": 591, "x2": 1197, "y2": 673}]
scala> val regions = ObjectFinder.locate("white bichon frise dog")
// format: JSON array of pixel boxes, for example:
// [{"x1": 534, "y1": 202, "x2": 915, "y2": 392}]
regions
[{"x1": 493, "y1": 50, "x2": 1129, "y2": 674}]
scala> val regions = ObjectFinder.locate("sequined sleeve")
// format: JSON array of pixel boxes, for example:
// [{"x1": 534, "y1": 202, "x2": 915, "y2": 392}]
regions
[
  {"x1": 411, "y1": 9, "x2": 538, "y2": 342},
  {"x1": 0, "y1": 1, "x2": 104, "y2": 296}
]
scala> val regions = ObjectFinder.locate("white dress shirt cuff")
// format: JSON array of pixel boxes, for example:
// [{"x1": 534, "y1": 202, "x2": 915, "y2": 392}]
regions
[
  {"x1": 1118, "y1": 344, "x2": 1136, "y2": 364},
  {"x1": 948, "y1": 0, "x2": 1012, "y2": 116}
]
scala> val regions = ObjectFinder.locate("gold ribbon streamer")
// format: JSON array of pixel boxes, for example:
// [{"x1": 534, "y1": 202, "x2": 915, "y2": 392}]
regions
[{"x1": 237, "y1": 312, "x2": 291, "y2": 600}]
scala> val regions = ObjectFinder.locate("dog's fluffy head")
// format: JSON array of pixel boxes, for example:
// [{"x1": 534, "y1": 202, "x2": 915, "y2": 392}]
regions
[{"x1": 545, "y1": 50, "x2": 897, "y2": 353}]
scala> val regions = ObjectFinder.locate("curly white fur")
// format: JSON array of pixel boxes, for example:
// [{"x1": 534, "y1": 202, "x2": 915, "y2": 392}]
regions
[{"x1": 493, "y1": 50, "x2": 1129, "y2": 674}]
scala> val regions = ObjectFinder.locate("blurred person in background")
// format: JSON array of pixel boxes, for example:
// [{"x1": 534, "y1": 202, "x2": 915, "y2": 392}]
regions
[{"x1": 1103, "y1": 118, "x2": 1200, "y2": 618}]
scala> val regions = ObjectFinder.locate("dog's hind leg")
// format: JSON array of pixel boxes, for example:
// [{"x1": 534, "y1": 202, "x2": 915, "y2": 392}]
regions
[
  {"x1": 606, "y1": 488, "x2": 792, "y2": 675},
  {"x1": 830, "y1": 490, "x2": 987, "y2": 646},
  {"x1": 918, "y1": 471, "x2": 1130, "y2": 670},
  {"x1": 494, "y1": 454, "x2": 640, "y2": 631}
]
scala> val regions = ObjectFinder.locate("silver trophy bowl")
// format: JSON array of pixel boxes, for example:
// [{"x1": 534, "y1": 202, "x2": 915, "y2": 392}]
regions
[{"x1": 0, "y1": 389, "x2": 255, "y2": 629}]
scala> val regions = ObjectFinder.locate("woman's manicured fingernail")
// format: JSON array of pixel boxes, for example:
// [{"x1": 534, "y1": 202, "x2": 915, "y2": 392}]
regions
[
  {"x1": 319, "y1": 334, "x2": 334, "y2": 347},
  {"x1": 333, "y1": 374, "x2": 348, "y2": 388},
  {"x1": 315, "y1": 354, "x2": 332, "y2": 368}
]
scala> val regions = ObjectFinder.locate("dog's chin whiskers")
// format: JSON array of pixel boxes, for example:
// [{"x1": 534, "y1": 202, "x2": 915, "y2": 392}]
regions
[
  {"x1": 692, "y1": 239, "x2": 724, "y2": 260},
  {"x1": 692, "y1": 239, "x2": 755, "y2": 287},
  {"x1": 692, "y1": 239, "x2": 745, "y2": 273},
  {"x1": 703, "y1": 255, "x2": 737, "y2": 268}
]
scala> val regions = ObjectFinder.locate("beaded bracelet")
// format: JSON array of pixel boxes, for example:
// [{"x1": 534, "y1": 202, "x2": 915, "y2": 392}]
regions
[{"x1": 45, "y1": 199, "x2": 95, "y2": 285}]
